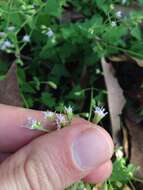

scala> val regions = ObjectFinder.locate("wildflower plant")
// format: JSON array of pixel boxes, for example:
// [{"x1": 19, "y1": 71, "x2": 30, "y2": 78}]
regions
[{"x1": 0, "y1": 0, "x2": 143, "y2": 189}]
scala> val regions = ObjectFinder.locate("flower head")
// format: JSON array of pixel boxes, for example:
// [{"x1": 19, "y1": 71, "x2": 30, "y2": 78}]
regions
[
  {"x1": 55, "y1": 114, "x2": 67, "y2": 129},
  {"x1": 24, "y1": 117, "x2": 43, "y2": 130},
  {"x1": 111, "y1": 21, "x2": 117, "y2": 27},
  {"x1": 93, "y1": 106, "x2": 108, "y2": 124},
  {"x1": 0, "y1": 32, "x2": 5, "y2": 37},
  {"x1": 0, "y1": 40, "x2": 13, "y2": 50},
  {"x1": 46, "y1": 28, "x2": 54, "y2": 37},
  {"x1": 116, "y1": 11, "x2": 123, "y2": 18},
  {"x1": 64, "y1": 105, "x2": 73, "y2": 114},
  {"x1": 22, "y1": 34, "x2": 30, "y2": 42},
  {"x1": 115, "y1": 147, "x2": 124, "y2": 159},
  {"x1": 64, "y1": 105, "x2": 73, "y2": 122},
  {"x1": 43, "y1": 111, "x2": 55, "y2": 121}
]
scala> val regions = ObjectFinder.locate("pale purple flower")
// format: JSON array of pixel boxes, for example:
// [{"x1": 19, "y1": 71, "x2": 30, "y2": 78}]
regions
[
  {"x1": 23, "y1": 117, "x2": 43, "y2": 131},
  {"x1": 22, "y1": 34, "x2": 30, "y2": 42},
  {"x1": 0, "y1": 32, "x2": 5, "y2": 37},
  {"x1": 55, "y1": 114, "x2": 67, "y2": 129},
  {"x1": 24, "y1": 117, "x2": 38, "y2": 130},
  {"x1": 0, "y1": 40, "x2": 13, "y2": 50}
]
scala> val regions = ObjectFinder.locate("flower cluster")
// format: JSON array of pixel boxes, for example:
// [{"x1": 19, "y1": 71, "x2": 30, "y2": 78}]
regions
[
  {"x1": 22, "y1": 34, "x2": 30, "y2": 42},
  {"x1": 24, "y1": 117, "x2": 43, "y2": 130},
  {"x1": 93, "y1": 106, "x2": 108, "y2": 124},
  {"x1": 23, "y1": 106, "x2": 108, "y2": 132},
  {"x1": 24, "y1": 106, "x2": 74, "y2": 132},
  {"x1": 0, "y1": 40, "x2": 13, "y2": 51}
]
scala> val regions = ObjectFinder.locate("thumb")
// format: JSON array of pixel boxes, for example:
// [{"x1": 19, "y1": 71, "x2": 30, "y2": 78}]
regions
[{"x1": 0, "y1": 123, "x2": 113, "y2": 190}]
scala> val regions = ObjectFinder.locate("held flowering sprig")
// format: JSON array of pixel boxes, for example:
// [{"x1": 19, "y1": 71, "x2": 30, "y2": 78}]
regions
[
  {"x1": 93, "y1": 106, "x2": 108, "y2": 124},
  {"x1": 24, "y1": 117, "x2": 48, "y2": 132}
]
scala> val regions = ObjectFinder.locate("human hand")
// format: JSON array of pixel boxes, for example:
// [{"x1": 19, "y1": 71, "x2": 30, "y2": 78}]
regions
[{"x1": 0, "y1": 104, "x2": 114, "y2": 190}]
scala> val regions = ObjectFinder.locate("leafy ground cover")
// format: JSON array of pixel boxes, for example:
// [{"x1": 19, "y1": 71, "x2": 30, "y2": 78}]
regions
[{"x1": 0, "y1": 0, "x2": 143, "y2": 189}]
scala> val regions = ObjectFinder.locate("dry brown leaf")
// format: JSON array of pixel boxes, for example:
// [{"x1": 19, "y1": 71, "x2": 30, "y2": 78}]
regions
[
  {"x1": 101, "y1": 57, "x2": 126, "y2": 144},
  {"x1": 92, "y1": 183, "x2": 102, "y2": 190},
  {"x1": 123, "y1": 185, "x2": 132, "y2": 190},
  {"x1": 109, "y1": 55, "x2": 128, "y2": 62},
  {"x1": 125, "y1": 108, "x2": 143, "y2": 177},
  {"x1": 0, "y1": 63, "x2": 22, "y2": 106},
  {"x1": 131, "y1": 57, "x2": 143, "y2": 67}
]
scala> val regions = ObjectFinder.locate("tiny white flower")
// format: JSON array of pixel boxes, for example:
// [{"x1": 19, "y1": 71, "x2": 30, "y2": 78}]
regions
[
  {"x1": 93, "y1": 106, "x2": 108, "y2": 124},
  {"x1": 64, "y1": 105, "x2": 73, "y2": 121},
  {"x1": 64, "y1": 106, "x2": 73, "y2": 114},
  {"x1": 46, "y1": 28, "x2": 54, "y2": 37},
  {"x1": 116, "y1": 11, "x2": 123, "y2": 18},
  {"x1": 43, "y1": 111, "x2": 55, "y2": 120},
  {"x1": 111, "y1": 21, "x2": 117, "y2": 27},
  {"x1": 115, "y1": 148, "x2": 124, "y2": 159},
  {"x1": 94, "y1": 106, "x2": 108, "y2": 117},
  {"x1": 55, "y1": 114, "x2": 67, "y2": 129},
  {"x1": 7, "y1": 26, "x2": 15, "y2": 32},
  {"x1": 0, "y1": 32, "x2": 6, "y2": 37},
  {"x1": 4, "y1": 40, "x2": 12, "y2": 47},
  {"x1": 0, "y1": 40, "x2": 13, "y2": 50},
  {"x1": 22, "y1": 34, "x2": 30, "y2": 42}
]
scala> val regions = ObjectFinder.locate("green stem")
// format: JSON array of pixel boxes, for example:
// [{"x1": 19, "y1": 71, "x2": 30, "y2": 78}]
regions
[
  {"x1": 88, "y1": 87, "x2": 94, "y2": 121},
  {"x1": 21, "y1": 94, "x2": 29, "y2": 108},
  {"x1": 129, "y1": 181, "x2": 136, "y2": 190},
  {"x1": 134, "y1": 177, "x2": 143, "y2": 184},
  {"x1": 102, "y1": 41, "x2": 143, "y2": 59}
]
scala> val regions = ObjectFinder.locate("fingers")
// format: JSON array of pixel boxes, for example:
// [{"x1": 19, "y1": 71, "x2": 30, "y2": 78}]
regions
[
  {"x1": 0, "y1": 152, "x2": 11, "y2": 163},
  {"x1": 0, "y1": 122, "x2": 113, "y2": 190},
  {"x1": 84, "y1": 160, "x2": 112, "y2": 183}
]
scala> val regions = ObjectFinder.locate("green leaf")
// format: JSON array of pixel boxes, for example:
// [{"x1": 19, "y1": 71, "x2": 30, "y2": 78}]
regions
[
  {"x1": 139, "y1": 0, "x2": 143, "y2": 6},
  {"x1": 131, "y1": 25, "x2": 142, "y2": 40},
  {"x1": 41, "y1": 92, "x2": 56, "y2": 108},
  {"x1": 44, "y1": 0, "x2": 61, "y2": 17}
]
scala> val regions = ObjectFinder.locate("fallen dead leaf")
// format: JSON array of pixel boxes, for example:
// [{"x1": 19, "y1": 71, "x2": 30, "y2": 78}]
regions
[
  {"x1": 109, "y1": 54, "x2": 128, "y2": 62},
  {"x1": 0, "y1": 63, "x2": 22, "y2": 106},
  {"x1": 131, "y1": 57, "x2": 143, "y2": 67},
  {"x1": 123, "y1": 185, "x2": 132, "y2": 190},
  {"x1": 101, "y1": 57, "x2": 126, "y2": 144},
  {"x1": 125, "y1": 107, "x2": 143, "y2": 177}
]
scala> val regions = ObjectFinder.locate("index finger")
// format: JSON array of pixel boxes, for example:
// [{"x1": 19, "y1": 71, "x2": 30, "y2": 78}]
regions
[
  {"x1": 0, "y1": 104, "x2": 55, "y2": 152},
  {"x1": 0, "y1": 104, "x2": 84, "y2": 152}
]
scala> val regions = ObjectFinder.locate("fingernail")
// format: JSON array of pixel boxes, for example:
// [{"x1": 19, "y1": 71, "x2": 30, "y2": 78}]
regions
[{"x1": 72, "y1": 127, "x2": 113, "y2": 170}]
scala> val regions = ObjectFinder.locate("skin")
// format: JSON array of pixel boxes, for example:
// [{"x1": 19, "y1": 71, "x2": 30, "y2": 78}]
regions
[{"x1": 0, "y1": 104, "x2": 114, "y2": 190}]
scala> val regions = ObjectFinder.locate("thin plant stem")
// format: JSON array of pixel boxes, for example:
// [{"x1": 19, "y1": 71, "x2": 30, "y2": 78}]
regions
[
  {"x1": 21, "y1": 94, "x2": 29, "y2": 108},
  {"x1": 88, "y1": 87, "x2": 94, "y2": 121},
  {"x1": 133, "y1": 177, "x2": 143, "y2": 184},
  {"x1": 129, "y1": 181, "x2": 136, "y2": 190}
]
